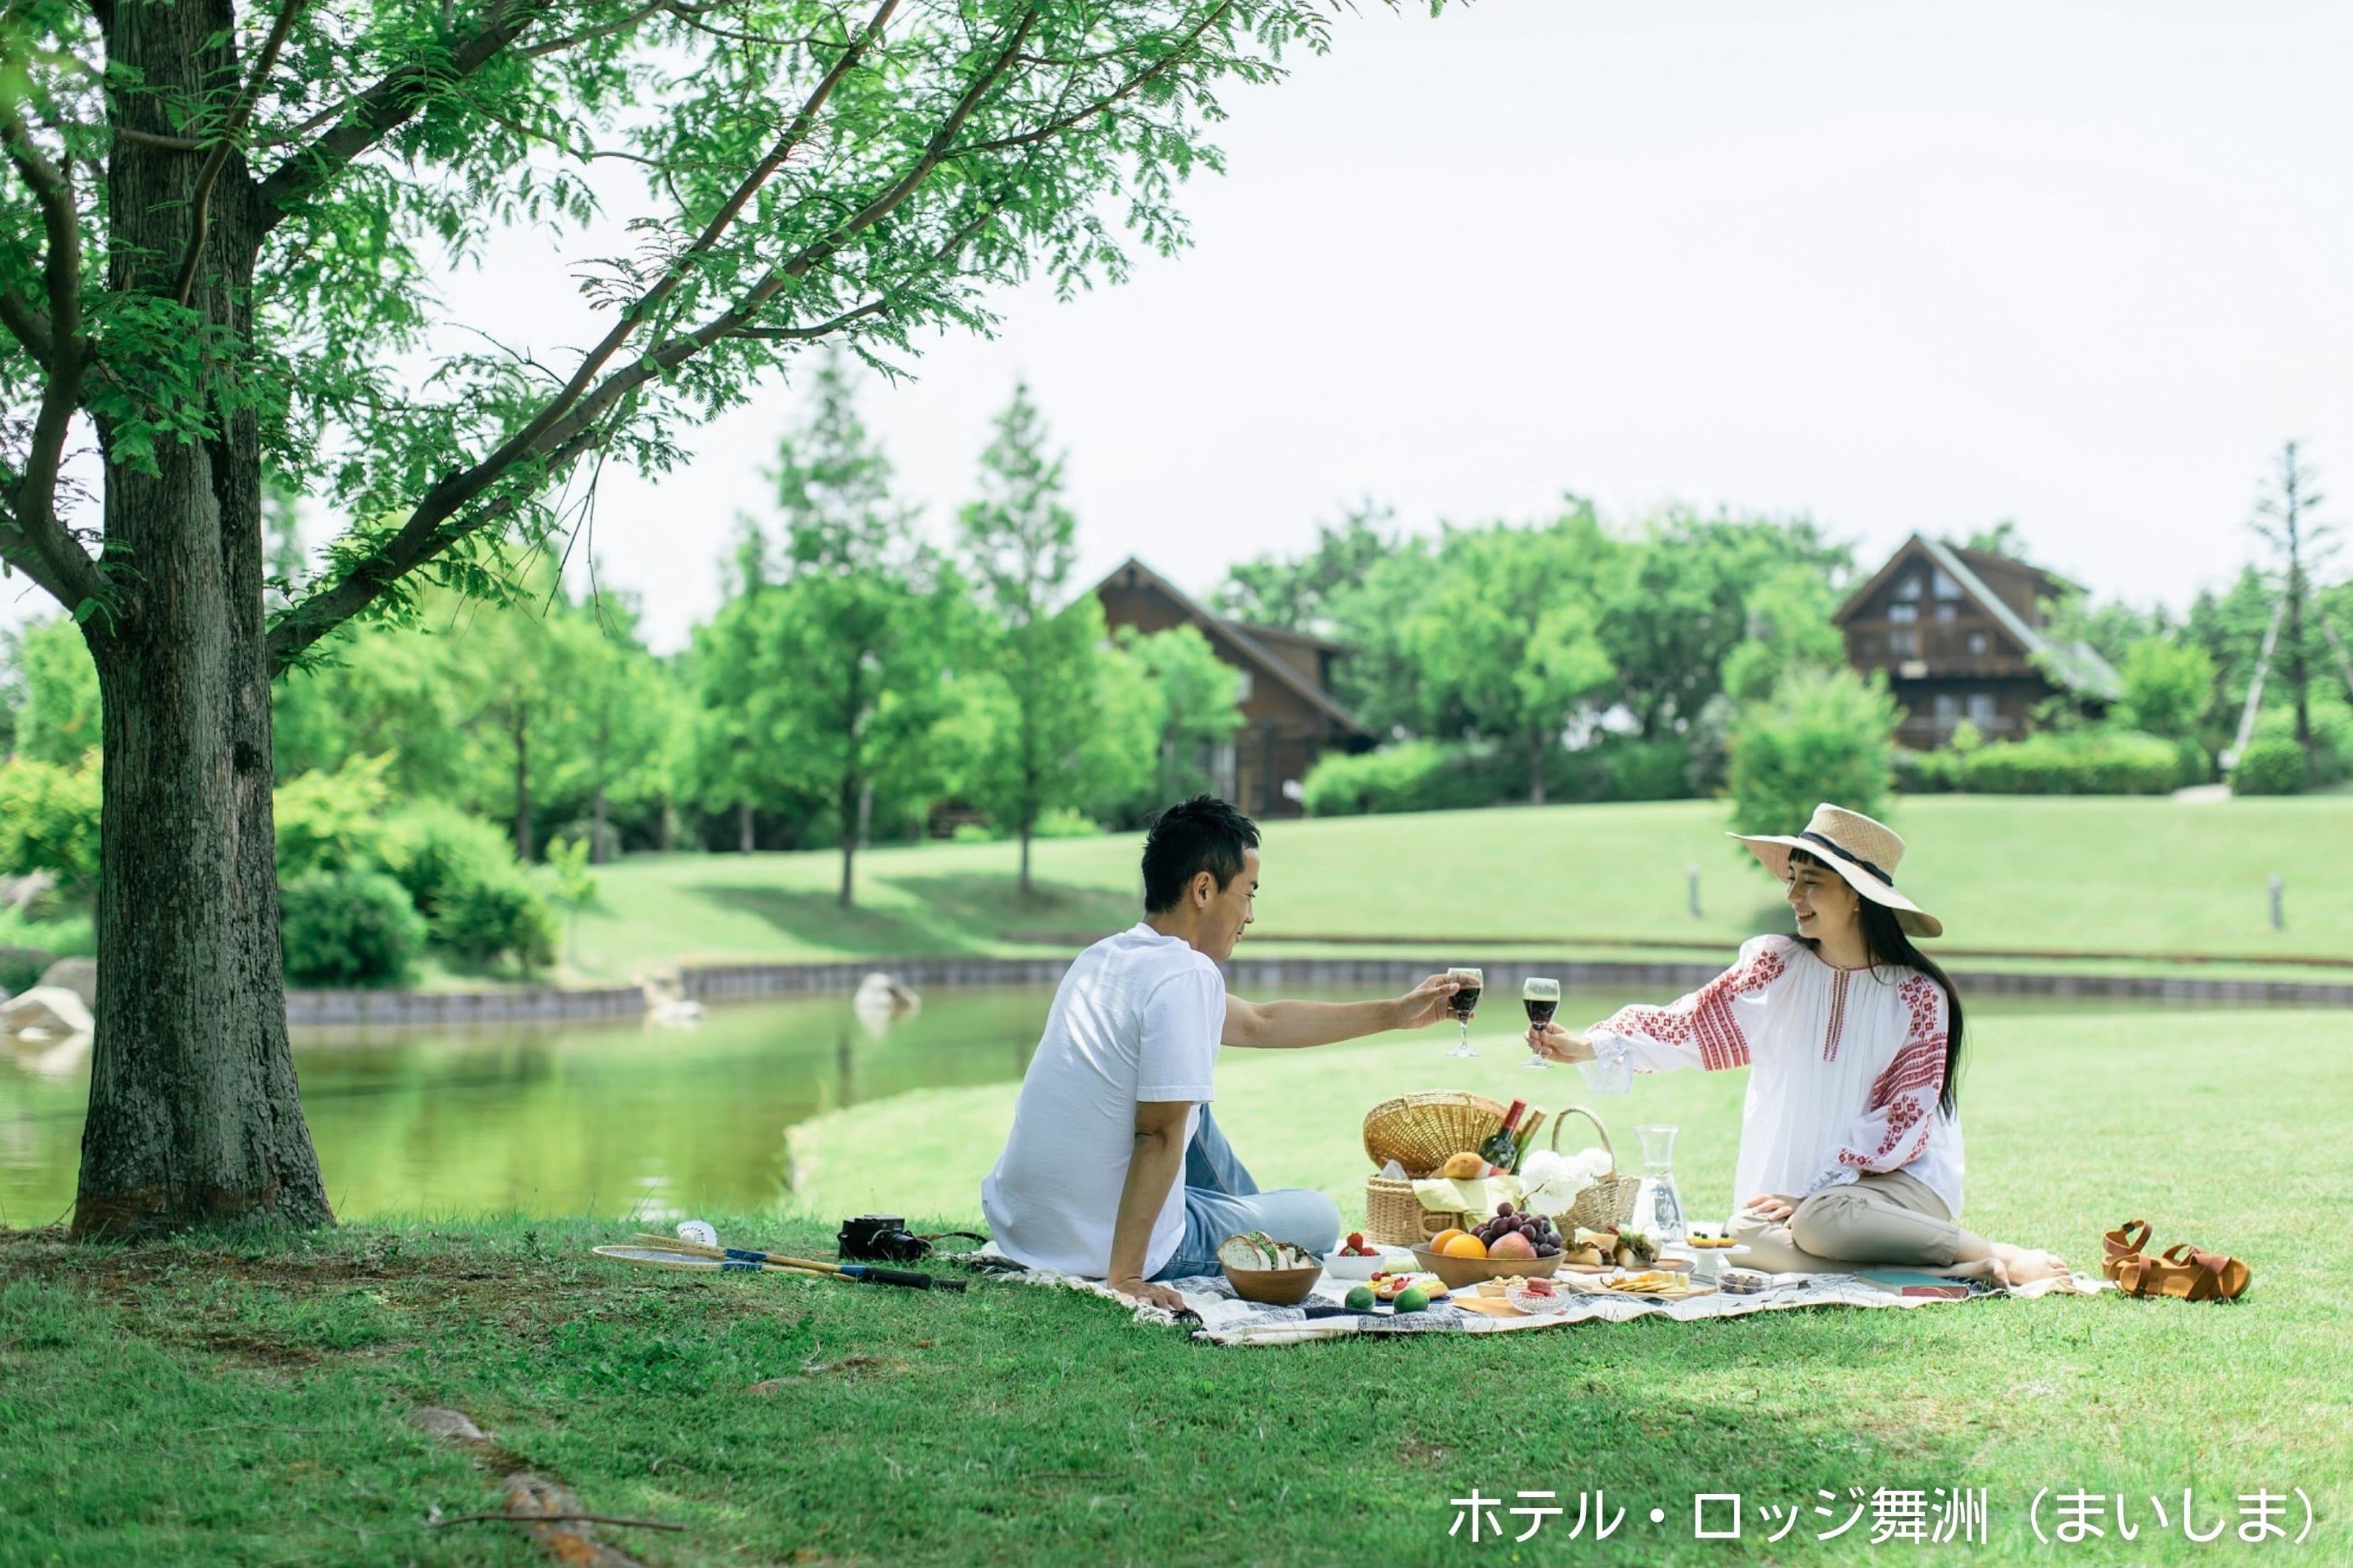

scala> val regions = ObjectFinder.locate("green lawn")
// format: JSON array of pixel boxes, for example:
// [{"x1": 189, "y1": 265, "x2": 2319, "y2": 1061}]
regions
[
  {"x1": 6, "y1": 1005, "x2": 2344, "y2": 1566},
  {"x1": 566, "y1": 795, "x2": 2353, "y2": 981}
]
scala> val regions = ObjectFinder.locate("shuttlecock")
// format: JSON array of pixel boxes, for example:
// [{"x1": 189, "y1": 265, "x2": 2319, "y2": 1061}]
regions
[{"x1": 675, "y1": 1219, "x2": 719, "y2": 1247}]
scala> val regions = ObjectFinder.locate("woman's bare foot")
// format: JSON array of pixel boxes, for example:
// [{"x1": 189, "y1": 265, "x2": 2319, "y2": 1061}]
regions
[{"x1": 1990, "y1": 1242, "x2": 2068, "y2": 1286}]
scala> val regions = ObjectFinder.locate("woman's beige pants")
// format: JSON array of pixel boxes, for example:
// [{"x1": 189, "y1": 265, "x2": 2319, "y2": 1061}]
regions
[{"x1": 1732, "y1": 1168, "x2": 1960, "y2": 1273}]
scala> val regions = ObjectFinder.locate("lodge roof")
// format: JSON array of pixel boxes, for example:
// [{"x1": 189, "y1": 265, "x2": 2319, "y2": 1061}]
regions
[
  {"x1": 1834, "y1": 533, "x2": 2121, "y2": 701},
  {"x1": 1089, "y1": 556, "x2": 1372, "y2": 738}
]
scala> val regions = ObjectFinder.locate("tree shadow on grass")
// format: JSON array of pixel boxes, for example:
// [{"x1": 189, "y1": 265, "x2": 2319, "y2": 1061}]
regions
[
  {"x1": 883, "y1": 874, "x2": 1138, "y2": 946},
  {"x1": 684, "y1": 872, "x2": 1134, "y2": 957},
  {"x1": 688, "y1": 884, "x2": 973, "y2": 956}
]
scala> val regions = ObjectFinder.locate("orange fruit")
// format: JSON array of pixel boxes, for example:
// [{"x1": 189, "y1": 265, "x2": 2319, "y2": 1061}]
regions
[
  {"x1": 1441, "y1": 1233, "x2": 1488, "y2": 1259},
  {"x1": 1427, "y1": 1228, "x2": 1466, "y2": 1252}
]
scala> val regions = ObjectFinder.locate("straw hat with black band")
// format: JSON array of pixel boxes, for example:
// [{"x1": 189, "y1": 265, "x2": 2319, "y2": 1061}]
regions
[{"x1": 1729, "y1": 803, "x2": 1942, "y2": 939}]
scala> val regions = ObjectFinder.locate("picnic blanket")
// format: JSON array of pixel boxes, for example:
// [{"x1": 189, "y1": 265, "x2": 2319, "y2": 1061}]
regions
[{"x1": 973, "y1": 1249, "x2": 2107, "y2": 1347}]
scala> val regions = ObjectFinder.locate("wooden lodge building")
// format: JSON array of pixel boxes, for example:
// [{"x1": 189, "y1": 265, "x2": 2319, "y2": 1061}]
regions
[
  {"x1": 1836, "y1": 534, "x2": 2120, "y2": 750},
  {"x1": 1092, "y1": 556, "x2": 1375, "y2": 818}
]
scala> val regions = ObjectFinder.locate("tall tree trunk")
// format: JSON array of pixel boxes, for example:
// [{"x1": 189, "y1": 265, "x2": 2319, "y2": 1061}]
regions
[
  {"x1": 2286, "y1": 515, "x2": 2312, "y2": 756},
  {"x1": 1018, "y1": 817, "x2": 1034, "y2": 896},
  {"x1": 1528, "y1": 728, "x2": 1547, "y2": 807},
  {"x1": 590, "y1": 783, "x2": 610, "y2": 864},
  {"x1": 737, "y1": 799, "x2": 755, "y2": 853},
  {"x1": 75, "y1": 0, "x2": 330, "y2": 1234},
  {"x1": 839, "y1": 770, "x2": 859, "y2": 908},
  {"x1": 512, "y1": 710, "x2": 534, "y2": 861}
]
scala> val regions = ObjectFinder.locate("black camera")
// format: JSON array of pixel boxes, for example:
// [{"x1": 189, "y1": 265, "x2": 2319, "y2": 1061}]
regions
[{"x1": 837, "y1": 1214, "x2": 930, "y2": 1262}]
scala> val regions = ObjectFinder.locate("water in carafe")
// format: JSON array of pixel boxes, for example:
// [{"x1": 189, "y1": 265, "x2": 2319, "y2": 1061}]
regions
[{"x1": 1632, "y1": 1123, "x2": 1687, "y2": 1244}]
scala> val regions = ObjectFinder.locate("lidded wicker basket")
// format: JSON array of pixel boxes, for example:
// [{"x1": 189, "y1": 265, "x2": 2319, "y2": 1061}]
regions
[
  {"x1": 1362, "y1": 1091, "x2": 1506, "y2": 1177},
  {"x1": 1360, "y1": 1091, "x2": 1506, "y2": 1248}
]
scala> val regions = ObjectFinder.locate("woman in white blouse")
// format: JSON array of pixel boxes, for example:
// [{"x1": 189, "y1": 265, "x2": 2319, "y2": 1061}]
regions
[{"x1": 1528, "y1": 804, "x2": 2069, "y2": 1288}]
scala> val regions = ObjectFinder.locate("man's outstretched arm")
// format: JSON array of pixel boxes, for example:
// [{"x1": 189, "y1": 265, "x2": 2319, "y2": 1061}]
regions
[{"x1": 1223, "y1": 974, "x2": 1458, "y2": 1049}]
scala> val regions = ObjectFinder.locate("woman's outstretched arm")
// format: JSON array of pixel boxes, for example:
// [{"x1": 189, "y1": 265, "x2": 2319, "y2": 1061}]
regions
[{"x1": 1529, "y1": 936, "x2": 1793, "y2": 1087}]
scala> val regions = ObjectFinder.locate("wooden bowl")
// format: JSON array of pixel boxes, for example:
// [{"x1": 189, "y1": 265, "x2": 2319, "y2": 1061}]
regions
[
  {"x1": 1222, "y1": 1262, "x2": 1323, "y2": 1306},
  {"x1": 1412, "y1": 1245, "x2": 1566, "y2": 1291}
]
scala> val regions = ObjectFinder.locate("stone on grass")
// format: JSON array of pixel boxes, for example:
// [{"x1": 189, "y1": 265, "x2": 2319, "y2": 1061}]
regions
[
  {"x1": 409, "y1": 1406, "x2": 488, "y2": 1444},
  {"x1": 0, "y1": 984, "x2": 93, "y2": 1041}
]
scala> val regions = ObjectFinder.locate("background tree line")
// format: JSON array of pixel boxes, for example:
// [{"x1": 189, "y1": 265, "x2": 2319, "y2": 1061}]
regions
[
  {"x1": 5, "y1": 386, "x2": 2349, "y2": 986},
  {"x1": 1209, "y1": 443, "x2": 2353, "y2": 830},
  {"x1": 0, "y1": 361, "x2": 1245, "y2": 983}
]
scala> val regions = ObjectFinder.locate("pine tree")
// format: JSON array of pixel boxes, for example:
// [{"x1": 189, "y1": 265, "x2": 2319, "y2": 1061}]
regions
[{"x1": 958, "y1": 383, "x2": 1099, "y2": 893}]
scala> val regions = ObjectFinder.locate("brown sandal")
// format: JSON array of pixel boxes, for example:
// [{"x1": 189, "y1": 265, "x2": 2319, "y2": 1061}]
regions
[
  {"x1": 2117, "y1": 1242, "x2": 2251, "y2": 1302},
  {"x1": 2102, "y1": 1219, "x2": 2151, "y2": 1283}
]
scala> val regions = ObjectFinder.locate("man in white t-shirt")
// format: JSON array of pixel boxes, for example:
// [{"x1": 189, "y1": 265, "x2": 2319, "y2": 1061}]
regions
[{"x1": 981, "y1": 796, "x2": 1458, "y2": 1310}]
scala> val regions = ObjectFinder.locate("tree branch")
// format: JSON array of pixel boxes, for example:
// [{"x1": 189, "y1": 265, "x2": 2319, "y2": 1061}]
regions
[
  {"x1": 173, "y1": 0, "x2": 312, "y2": 306},
  {"x1": 1, "y1": 107, "x2": 107, "y2": 614},
  {"x1": 113, "y1": 125, "x2": 208, "y2": 151},
  {"x1": 268, "y1": 423, "x2": 603, "y2": 672},
  {"x1": 268, "y1": 4, "x2": 1067, "y2": 665},
  {"x1": 514, "y1": 0, "x2": 671, "y2": 59},
  {"x1": 265, "y1": 0, "x2": 907, "y2": 659},
  {"x1": 254, "y1": 0, "x2": 552, "y2": 229},
  {"x1": 951, "y1": 2, "x2": 1232, "y2": 160}
]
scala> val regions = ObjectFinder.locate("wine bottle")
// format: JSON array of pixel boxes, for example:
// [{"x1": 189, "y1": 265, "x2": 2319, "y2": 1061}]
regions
[{"x1": 1478, "y1": 1099, "x2": 1528, "y2": 1170}]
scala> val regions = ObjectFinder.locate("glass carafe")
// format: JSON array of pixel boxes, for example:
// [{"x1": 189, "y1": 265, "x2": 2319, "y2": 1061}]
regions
[{"x1": 1631, "y1": 1123, "x2": 1687, "y2": 1245}]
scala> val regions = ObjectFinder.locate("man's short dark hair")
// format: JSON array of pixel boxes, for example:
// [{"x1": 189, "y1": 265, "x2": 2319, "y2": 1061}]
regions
[{"x1": 1141, "y1": 795, "x2": 1261, "y2": 913}]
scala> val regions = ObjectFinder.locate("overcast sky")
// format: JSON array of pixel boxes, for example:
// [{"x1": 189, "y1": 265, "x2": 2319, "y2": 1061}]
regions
[{"x1": 15, "y1": 1, "x2": 2352, "y2": 652}]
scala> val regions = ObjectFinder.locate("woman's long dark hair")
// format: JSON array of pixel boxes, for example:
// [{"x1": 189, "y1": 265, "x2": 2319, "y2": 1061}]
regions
[{"x1": 1790, "y1": 849, "x2": 1966, "y2": 1117}]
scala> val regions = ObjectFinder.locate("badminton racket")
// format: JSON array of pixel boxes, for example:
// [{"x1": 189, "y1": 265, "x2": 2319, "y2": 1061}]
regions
[
  {"x1": 627, "y1": 1231, "x2": 967, "y2": 1293},
  {"x1": 593, "y1": 1244, "x2": 828, "y2": 1277}
]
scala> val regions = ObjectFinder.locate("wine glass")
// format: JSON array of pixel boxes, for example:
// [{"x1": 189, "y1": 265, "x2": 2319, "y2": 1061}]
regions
[
  {"x1": 1445, "y1": 966, "x2": 1483, "y2": 1058},
  {"x1": 1521, "y1": 977, "x2": 1560, "y2": 1069}
]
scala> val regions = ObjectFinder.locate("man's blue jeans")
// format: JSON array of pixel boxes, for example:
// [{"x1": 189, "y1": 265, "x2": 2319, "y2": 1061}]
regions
[{"x1": 1149, "y1": 1106, "x2": 1341, "y2": 1282}]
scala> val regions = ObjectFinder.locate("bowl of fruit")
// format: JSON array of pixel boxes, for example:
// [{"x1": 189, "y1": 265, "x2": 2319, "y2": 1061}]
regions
[
  {"x1": 1217, "y1": 1231, "x2": 1324, "y2": 1305},
  {"x1": 1411, "y1": 1203, "x2": 1567, "y2": 1289},
  {"x1": 1325, "y1": 1231, "x2": 1389, "y2": 1280}
]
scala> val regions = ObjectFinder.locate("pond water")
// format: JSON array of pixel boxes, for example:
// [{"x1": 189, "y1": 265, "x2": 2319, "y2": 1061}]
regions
[{"x1": 0, "y1": 983, "x2": 2175, "y2": 1225}]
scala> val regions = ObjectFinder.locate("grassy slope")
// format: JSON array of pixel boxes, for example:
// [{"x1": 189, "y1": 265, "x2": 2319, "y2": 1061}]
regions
[
  {"x1": 7, "y1": 1009, "x2": 2345, "y2": 1567},
  {"x1": 566, "y1": 795, "x2": 2353, "y2": 980}
]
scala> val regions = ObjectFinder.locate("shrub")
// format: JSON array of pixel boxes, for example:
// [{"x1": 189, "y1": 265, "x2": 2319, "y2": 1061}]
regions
[
  {"x1": 433, "y1": 866, "x2": 560, "y2": 972},
  {"x1": 2116, "y1": 638, "x2": 2218, "y2": 740},
  {"x1": 386, "y1": 804, "x2": 559, "y2": 972},
  {"x1": 1892, "y1": 746, "x2": 1965, "y2": 794},
  {"x1": 1959, "y1": 730, "x2": 2184, "y2": 795},
  {"x1": 1033, "y1": 806, "x2": 1103, "y2": 838},
  {"x1": 278, "y1": 869, "x2": 426, "y2": 987},
  {"x1": 1727, "y1": 668, "x2": 1899, "y2": 836},
  {"x1": 1591, "y1": 737, "x2": 1692, "y2": 802},
  {"x1": 274, "y1": 754, "x2": 399, "y2": 878},
  {"x1": 2232, "y1": 737, "x2": 2307, "y2": 796},
  {"x1": 2252, "y1": 699, "x2": 2353, "y2": 786},
  {"x1": 1300, "y1": 740, "x2": 1520, "y2": 817},
  {"x1": 0, "y1": 905, "x2": 93, "y2": 966},
  {"x1": 0, "y1": 759, "x2": 103, "y2": 892}
]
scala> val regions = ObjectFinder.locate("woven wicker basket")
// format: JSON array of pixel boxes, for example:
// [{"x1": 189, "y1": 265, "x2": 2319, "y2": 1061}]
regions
[
  {"x1": 1361, "y1": 1091, "x2": 1506, "y2": 1177},
  {"x1": 1531, "y1": 1105, "x2": 1640, "y2": 1233},
  {"x1": 1364, "y1": 1176, "x2": 1464, "y2": 1248},
  {"x1": 1360, "y1": 1091, "x2": 1507, "y2": 1248}
]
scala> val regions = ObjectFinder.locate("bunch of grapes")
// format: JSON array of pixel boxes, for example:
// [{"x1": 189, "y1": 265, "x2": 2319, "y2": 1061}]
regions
[{"x1": 1471, "y1": 1201, "x2": 1563, "y2": 1258}]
